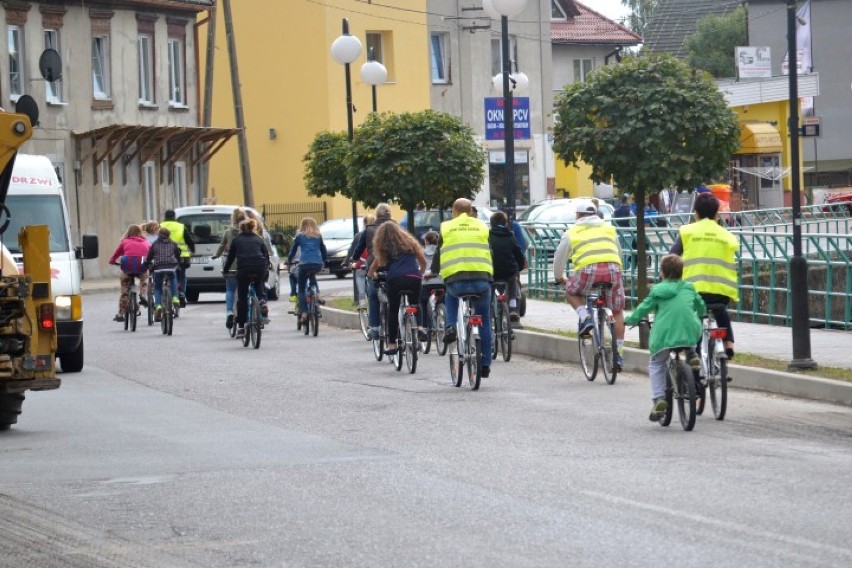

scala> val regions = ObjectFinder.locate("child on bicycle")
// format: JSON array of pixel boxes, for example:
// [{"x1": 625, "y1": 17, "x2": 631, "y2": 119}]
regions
[
  {"x1": 488, "y1": 211, "x2": 526, "y2": 322},
  {"x1": 213, "y1": 207, "x2": 247, "y2": 329},
  {"x1": 625, "y1": 254, "x2": 705, "y2": 422},
  {"x1": 145, "y1": 226, "x2": 182, "y2": 322},
  {"x1": 108, "y1": 224, "x2": 151, "y2": 322},
  {"x1": 419, "y1": 230, "x2": 443, "y2": 341},
  {"x1": 287, "y1": 217, "x2": 327, "y2": 326},
  {"x1": 223, "y1": 219, "x2": 270, "y2": 338}
]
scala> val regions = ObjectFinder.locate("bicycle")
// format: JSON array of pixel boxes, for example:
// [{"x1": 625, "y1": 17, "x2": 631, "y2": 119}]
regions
[
  {"x1": 420, "y1": 284, "x2": 447, "y2": 356},
  {"x1": 448, "y1": 292, "x2": 484, "y2": 390},
  {"x1": 302, "y1": 267, "x2": 321, "y2": 337},
  {"x1": 638, "y1": 318, "x2": 697, "y2": 431},
  {"x1": 491, "y1": 281, "x2": 513, "y2": 362},
  {"x1": 394, "y1": 289, "x2": 419, "y2": 374},
  {"x1": 352, "y1": 262, "x2": 370, "y2": 341},
  {"x1": 371, "y1": 275, "x2": 398, "y2": 367},
  {"x1": 241, "y1": 280, "x2": 263, "y2": 349},
  {"x1": 154, "y1": 268, "x2": 179, "y2": 336},
  {"x1": 124, "y1": 278, "x2": 139, "y2": 332},
  {"x1": 577, "y1": 282, "x2": 618, "y2": 385},
  {"x1": 145, "y1": 272, "x2": 155, "y2": 327},
  {"x1": 695, "y1": 303, "x2": 729, "y2": 420}
]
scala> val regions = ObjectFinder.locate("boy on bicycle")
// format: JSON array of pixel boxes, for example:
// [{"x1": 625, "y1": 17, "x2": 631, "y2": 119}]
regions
[
  {"x1": 625, "y1": 255, "x2": 705, "y2": 422},
  {"x1": 145, "y1": 227, "x2": 181, "y2": 322}
]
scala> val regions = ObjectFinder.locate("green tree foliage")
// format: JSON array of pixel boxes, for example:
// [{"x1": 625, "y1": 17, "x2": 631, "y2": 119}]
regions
[
  {"x1": 621, "y1": 0, "x2": 660, "y2": 38},
  {"x1": 303, "y1": 131, "x2": 351, "y2": 199},
  {"x1": 552, "y1": 54, "x2": 740, "y2": 298},
  {"x1": 346, "y1": 110, "x2": 485, "y2": 232},
  {"x1": 686, "y1": 6, "x2": 747, "y2": 78}
]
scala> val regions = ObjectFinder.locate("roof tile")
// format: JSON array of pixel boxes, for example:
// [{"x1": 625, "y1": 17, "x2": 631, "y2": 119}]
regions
[{"x1": 551, "y1": 1, "x2": 642, "y2": 45}]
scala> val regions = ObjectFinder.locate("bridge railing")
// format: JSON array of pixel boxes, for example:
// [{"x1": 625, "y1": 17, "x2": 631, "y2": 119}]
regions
[{"x1": 522, "y1": 206, "x2": 852, "y2": 330}]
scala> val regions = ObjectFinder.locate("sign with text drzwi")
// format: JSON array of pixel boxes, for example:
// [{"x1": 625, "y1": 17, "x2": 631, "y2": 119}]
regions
[{"x1": 484, "y1": 97, "x2": 531, "y2": 141}]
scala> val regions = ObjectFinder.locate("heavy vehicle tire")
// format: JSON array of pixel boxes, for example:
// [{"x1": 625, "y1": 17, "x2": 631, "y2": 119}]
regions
[
  {"x1": 0, "y1": 392, "x2": 25, "y2": 430},
  {"x1": 61, "y1": 338, "x2": 84, "y2": 373}
]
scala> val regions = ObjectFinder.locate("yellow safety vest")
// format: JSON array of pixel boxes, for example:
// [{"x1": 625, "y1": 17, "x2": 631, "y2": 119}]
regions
[
  {"x1": 160, "y1": 220, "x2": 190, "y2": 258},
  {"x1": 439, "y1": 214, "x2": 492, "y2": 280},
  {"x1": 567, "y1": 223, "x2": 621, "y2": 270},
  {"x1": 680, "y1": 218, "x2": 739, "y2": 301}
]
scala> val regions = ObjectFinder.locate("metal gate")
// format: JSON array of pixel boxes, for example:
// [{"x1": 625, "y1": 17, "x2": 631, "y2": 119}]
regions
[{"x1": 261, "y1": 202, "x2": 328, "y2": 231}]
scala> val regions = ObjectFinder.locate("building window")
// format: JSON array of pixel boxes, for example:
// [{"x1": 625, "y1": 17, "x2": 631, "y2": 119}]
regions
[
  {"x1": 430, "y1": 33, "x2": 449, "y2": 84},
  {"x1": 172, "y1": 163, "x2": 187, "y2": 208},
  {"x1": 168, "y1": 37, "x2": 186, "y2": 105},
  {"x1": 573, "y1": 58, "x2": 593, "y2": 82},
  {"x1": 491, "y1": 35, "x2": 518, "y2": 77},
  {"x1": 101, "y1": 160, "x2": 111, "y2": 188},
  {"x1": 143, "y1": 162, "x2": 157, "y2": 220},
  {"x1": 8, "y1": 25, "x2": 24, "y2": 99},
  {"x1": 366, "y1": 32, "x2": 384, "y2": 63},
  {"x1": 92, "y1": 35, "x2": 110, "y2": 99},
  {"x1": 138, "y1": 34, "x2": 154, "y2": 104},
  {"x1": 44, "y1": 29, "x2": 63, "y2": 102},
  {"x1": 366, "y1": 31, "x2": 394, "y2": 80}
]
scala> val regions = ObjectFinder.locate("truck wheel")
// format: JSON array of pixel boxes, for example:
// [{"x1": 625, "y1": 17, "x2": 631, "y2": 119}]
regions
[
  {"x1": 61, "y1": 337, "x2": 84, "y2": 373},
  {"x1": 0, "y1": 392, "x2": 25, "y2": 431}
]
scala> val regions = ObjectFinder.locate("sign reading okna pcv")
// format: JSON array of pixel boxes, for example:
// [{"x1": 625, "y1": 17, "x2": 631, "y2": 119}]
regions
[{"x1": 484, "y1": 97, "x2": 531, "y2": 141}]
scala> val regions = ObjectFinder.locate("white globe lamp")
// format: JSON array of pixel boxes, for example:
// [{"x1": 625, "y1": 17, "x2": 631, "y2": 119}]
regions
[
  {"x1": 360, "y1": 60, "x2": 387, "y2": 86},
  {"x1": 492, "y1": 0, "x2": 528, "y2": 18},
  {"x1": 331, "y1": 34, "x2": 362, "y2": 65}
]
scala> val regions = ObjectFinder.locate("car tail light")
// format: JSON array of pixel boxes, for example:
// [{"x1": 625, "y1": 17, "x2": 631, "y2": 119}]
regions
[{"x1": 39, "y1": 304, "x2": 55, "y2": 330}]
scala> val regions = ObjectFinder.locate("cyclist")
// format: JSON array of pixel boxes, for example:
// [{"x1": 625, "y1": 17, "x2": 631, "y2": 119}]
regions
[
  {"x1": 348, "y1": 214, "x2": 375, "y2": 309},
  {"x1": 431, "y1": 198, "x2": 494, "y2": 378},
  {"x1": 350, "y1": 203, "x2": 394, "y2": 339},
  {"x1": 367, "y1": 221, "x2": 427, "y2": 356},
  {"x1": 212, "y1": 207, "x2": 247, "y2": 329},
  {"x1": 669, "y1": 192, "x2": 739, "y2": 361},
  {"x1": 107, "y1": 224, "x2": 151, "y2": 322},
  {"x1": 222, "y1": 219, "x2": 270, "y2": 339},
  {"x1": 419, "y1": 230, "x2": 443, "y2": 341},
  {"x1": 287, "y1": 217, "x2": 327, "y2": 327},
  {"x1": 625, "y1": 255, "x2": 705, "y2": 422},
  {"x1": 160, "y1": 210, "x2": 195, "y2": 306},
  {"x1": 553, "y1": 199, "x2": 626, "y2": 369},
  {"x1": 145, "y1": 226, "x2": 181, "y2": 322},
  {"x1": 488, "y1": 211, "x2": 526, "y2": 322}
]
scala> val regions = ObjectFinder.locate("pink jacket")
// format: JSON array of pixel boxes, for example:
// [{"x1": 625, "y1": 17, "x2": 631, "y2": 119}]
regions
[{"x1": 108, "y1": 235, "x2": 151, "y2": 265}]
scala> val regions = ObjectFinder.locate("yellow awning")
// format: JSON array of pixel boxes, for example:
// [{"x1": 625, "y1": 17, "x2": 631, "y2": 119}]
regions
[{"x1": 738, "y1": 122, "x2": 782, "y2": 154}]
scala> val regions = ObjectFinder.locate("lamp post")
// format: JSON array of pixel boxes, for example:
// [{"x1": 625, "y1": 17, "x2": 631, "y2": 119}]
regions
[
  {"x1": 486, "y1": 0, "x2": 528, "y2": 221},
  {"x1": 360, "y1": 46, "x2": 387, "y2": 113},
  {"x1": 786, "y1": 0, "x2": 816, "y2": 370},
  {"x1": 331, "y1": 18, "x2": 362, "y2": 303}
]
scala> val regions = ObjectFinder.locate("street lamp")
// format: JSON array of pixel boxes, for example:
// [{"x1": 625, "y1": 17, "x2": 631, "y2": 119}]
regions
[
  {"x1": 485, "y1": 0, "x2": 528, "y2": 221},
  {"x1": 331, "y1": 18, "x2": 362, "y2": 302},
  {"x1": 360, "y1": 47, "x2": 387, "y2": 113}
]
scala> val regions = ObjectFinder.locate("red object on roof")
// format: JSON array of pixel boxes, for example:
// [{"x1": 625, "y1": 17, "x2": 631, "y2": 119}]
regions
[{"x1": 551, "y1": 1, "x2": 642, "y2": 46}]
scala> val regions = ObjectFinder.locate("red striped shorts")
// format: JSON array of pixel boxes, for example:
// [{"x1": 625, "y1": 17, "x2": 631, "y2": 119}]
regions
[{"x1": 566, "y1": 263, "x2": 625, "y2": 312}]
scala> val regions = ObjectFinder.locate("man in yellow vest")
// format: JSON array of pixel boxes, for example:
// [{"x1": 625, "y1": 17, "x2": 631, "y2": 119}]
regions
[
  {"x1": 670, "y1": 192, "x2": 739, "y2": 359},
  {"x1": 553, "y1": 199, "x2": 626, "y2": 369},
  {"x1": 430, "y1": 198, "x2": 494, "y2": 378},
  {"x1": 160, "y1": 209, "x2": 195, "y2": 306}
]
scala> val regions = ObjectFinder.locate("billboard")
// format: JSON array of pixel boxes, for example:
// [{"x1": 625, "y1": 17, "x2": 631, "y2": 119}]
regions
[
  {"x1": 484, "y1": 97, "x2": 530, "y2": 141},
  {"x1": 736, "y1": 47, "x2": 771, "y2": 79}
]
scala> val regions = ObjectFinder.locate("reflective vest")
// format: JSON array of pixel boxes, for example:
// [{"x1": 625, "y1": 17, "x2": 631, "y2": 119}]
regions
[
  {"x1": 160, "y1": 220, "x2": 190, "y2": 258},
  {"x1": 680, "y1": 218, "x2": 739, "y2": 301},
  {"x1": 567, "y1": 222, "x2": 621, "y2": 270},
  {"x1": 439, "y1": 214, "x2": 492, "y2": 280}
]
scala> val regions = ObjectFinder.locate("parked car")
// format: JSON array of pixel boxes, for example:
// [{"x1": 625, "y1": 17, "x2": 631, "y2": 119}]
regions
[
  {"x1": 398, "y1": 206, "x2": 495, "y2": 240},
  {"x1": 517, "y1": 198, "x2": 615, "y2": 225},
  {"x1": 319, "y1": 217, "x2": 364, "y2": 278},
  {"x1": 175, "y1": 205, "x2": 282, "y2": 302},
  {"x1": 822, "y1": 192, "x2": 852, "y2": 214}
]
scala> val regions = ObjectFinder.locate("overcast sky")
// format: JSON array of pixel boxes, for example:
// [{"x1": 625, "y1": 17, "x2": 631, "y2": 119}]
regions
[{"x1": 585, "y1": 0, "x2": 631, "y2": 25}]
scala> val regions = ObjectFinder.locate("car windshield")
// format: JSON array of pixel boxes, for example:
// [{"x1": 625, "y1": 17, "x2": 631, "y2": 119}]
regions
[
  {"x1": 321, "y1": 220, "x2": 355, "y2": 239},
  {"x1": 517, "y1": 203, "x2": 546, "y2": 222},
  {"x1": 4, "y1": 195, "x2": 70, "y2": 253},
  {"x1": 178, "y1": 213, "x2": 232, "y2": 244}
]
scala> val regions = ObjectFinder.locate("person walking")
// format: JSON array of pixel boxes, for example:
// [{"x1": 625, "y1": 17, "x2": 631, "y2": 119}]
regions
[
  {"x1": 107, "y1": 224, "x2": 151, "y2": 322},
  {"x1": 160, "y1": 210, "x2": 195, "y2": 306},
  {"x1": 222, "y1": 219, "x2": 270, "y2": 338}
]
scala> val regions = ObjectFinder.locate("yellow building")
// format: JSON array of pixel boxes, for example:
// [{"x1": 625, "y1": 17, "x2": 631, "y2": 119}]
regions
[{"x1": 199, "y1": 1, "x2": 429, "y2": 220}]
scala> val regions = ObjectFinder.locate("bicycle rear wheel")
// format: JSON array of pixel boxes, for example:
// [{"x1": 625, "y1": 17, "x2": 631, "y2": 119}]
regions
[
  {"x1": 448, "y1": 323, "x2": 463, "y2": 387},
  {"x1": 660, "y1": 368, "x2": 674, "y2": 427},
  {"x1": 500, "y1": 302, "x2": 512, "y2": 362},
  {"x1": 578, "y1": 335, "x2": 598, "y2": 381},
  {"x1": 708, "y1": 344, "x2": 728, "y2": 421},
  {"x1": 393, "y1": 324, "x2": 403, "y2": 372},
  {"x1": 600, "y1": 318, "x2": 618, "y2": 385},
  {"x1": 147, "y1": 283, "x2": 155, "y2": 326},
  {"x1": 165, "y1": 306, "x2": 174, "y2": 336},
  {"x1": 251, "y1": 296, "x2": 262, "y2": 349},
  {"x1": 421, "y1": 302, "x2": 433, "y2": 355},
  {"x1": 358, "y1": 307, "x2": 370, "y2": 341},
  {"x1": 466, "y1": 329, "x2": 481, "y2": 390},
  {"x1": 129, "y1": 292, "x2": 138, "y2": 332},
  {"x1": 404, "y1": 313, "x2": 418, "y2": 374},
  {"x1": 435, "y1": 303, "x2": 448, "y2": 356},
  {"x1": 675, "y1": 359, "x2": 696, "y2": 431},
  {"x1": 311, "y1": 294, "x2": 320, "y2": 337}
]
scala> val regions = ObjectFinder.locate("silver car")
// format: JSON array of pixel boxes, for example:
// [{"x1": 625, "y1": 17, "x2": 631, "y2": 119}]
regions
[{"x1": 175, "y1": 205, "x2": 281, "y2": 302}]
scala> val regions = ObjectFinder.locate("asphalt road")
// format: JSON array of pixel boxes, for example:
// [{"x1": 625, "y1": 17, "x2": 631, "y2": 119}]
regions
[{"x1": 1, "y1": 287, "x2": 851, "y2": 567}]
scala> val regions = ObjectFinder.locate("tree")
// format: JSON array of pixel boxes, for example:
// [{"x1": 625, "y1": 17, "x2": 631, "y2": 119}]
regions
[
  {"x1": 303, "y1": 131, "x2": 351, "y2": 200},
  {"x1": 552, "y1": 54, "x2": 740, "y2": 299},
  {"x1": 346, "y1": 110, "x2": 485, "y2": 233},
  {"x1": 621, "y1": 0, "x2": 660, "y2": 38},
  {"x1": 686, "y1": 6, "x2": 747, "y2": 78}
]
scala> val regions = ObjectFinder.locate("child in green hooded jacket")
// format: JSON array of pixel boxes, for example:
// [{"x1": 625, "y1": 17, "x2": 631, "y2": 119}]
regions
[{"x1": 626, "y1": 254, "x2": 706, "y2": 422}]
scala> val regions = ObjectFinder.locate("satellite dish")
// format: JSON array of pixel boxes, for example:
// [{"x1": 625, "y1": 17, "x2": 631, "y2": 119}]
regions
[
  {"x1": 39, "y1": 48, "x2": 62, "y2": 82},
  {"x1": 14, "y1": 95, "x2": 39, "y2": 127}
]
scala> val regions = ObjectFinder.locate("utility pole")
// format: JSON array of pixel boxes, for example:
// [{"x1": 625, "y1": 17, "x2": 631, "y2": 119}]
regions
[
  {"x1": 201, "y1": 4, "x2": 216, "y2": 202},
  {"x1": 222, "y1": 0, "x2": 254, "y2": 207}
]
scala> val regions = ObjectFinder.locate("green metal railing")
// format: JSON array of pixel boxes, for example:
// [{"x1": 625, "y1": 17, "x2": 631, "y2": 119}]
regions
[{"x1": 522, "y1": 205, "x2": 852, "y2": 330}]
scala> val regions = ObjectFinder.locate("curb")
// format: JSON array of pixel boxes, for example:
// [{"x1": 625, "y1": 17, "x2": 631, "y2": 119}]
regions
[{"x1": 320, "y1": 305, "x2": 852, "y2": 407}]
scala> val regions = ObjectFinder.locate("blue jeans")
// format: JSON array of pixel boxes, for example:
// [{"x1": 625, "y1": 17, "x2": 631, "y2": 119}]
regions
[
  {"x1": 367, "y1": 277, "x2": 381, "y2": 329},
  {"x1": 445, "y1": 280, "x2": 493, "y2": 368},
  {"x1": 225, "y1": 274, "x2": 237, "y2": 313},
  {"x1": 153, "y1": 269, "x2": 178, "y2": 307}
]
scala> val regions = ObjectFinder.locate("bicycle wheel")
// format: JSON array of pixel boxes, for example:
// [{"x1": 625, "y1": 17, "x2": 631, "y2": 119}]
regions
[
  {"x1": 708, "y1": 344, "x2": 728, "y2": 421},
  {"x1": 124, "y1": 308, "x2": 130, "y2": 331},
  {"x1": 147, "y1": 282, "x2": 155, "y2": 326},
  {"x1": 448, "y1": 334, "x2": 463, "y2": 387},
  {"x1": 421, "y1": 302, "x2": 433, "y2": 355},
  {"x1": 311, "y1": 293, "x2": 320, "y2": 337},
  {"x1": 393, "y1": 319, "x2": 404, "y2": 372},
  {"x1": 373, "y1": 303, "x2": 386, "y2": 361},
  {"x1": 243, "y1": 315, "x2": 252, "y2": 347},
  {"x1": 165, "y1": 305, "x2": 174, "y2": 336},
  {"x1": 600, "y1": 318, "x2": 618, "y2": 385},
  {"x1": 303, "y1": 295, "x2": 311, "y2": 336},
  {"x1": 161, "y1": 282, "x2": 170, "y2": 335},
  {"x1": 466, "y1": 329, "x2": 481, "y2": 390},
  {"x1": 660, "y1": 366, "x2": 674, "y2": 427},
  {"x1": 404, "y1": 313, "x2": 418, "y2": 374},
  {"x1": 435, "y1": 303, "x2": 448, "y2": 356},
  {"x1": 230, "y1": 314, "x2": 238, "y2": 338},
  {"x1": 674, "y1": 359, "x2": 696, "y2": 431},
  {"x1": 251, "y1": 296, "x2": 262, "y2": 349},
  {"x1": 129, "y1": 292, "x2": 138, "y2": 332},
  {"x1": 500, "y1": 301, "x2": 512, "y2": 362},
  {"x1": 358, "y1": 307, "x2": 370, "y2": 341},
  {"x1": 578, "y1": 335, "x2": 598, "y2": 381}
]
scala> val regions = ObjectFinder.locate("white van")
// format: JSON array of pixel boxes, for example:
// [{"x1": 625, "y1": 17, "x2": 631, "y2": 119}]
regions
[{"x1": 5, "y1": 154, "x2": 98, "y2": 372}]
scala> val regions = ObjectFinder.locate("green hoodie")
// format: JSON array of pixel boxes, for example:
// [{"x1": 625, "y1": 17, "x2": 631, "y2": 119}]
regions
[{"x1": 625, "y1": 279, "x2": 706, "y2": 355}]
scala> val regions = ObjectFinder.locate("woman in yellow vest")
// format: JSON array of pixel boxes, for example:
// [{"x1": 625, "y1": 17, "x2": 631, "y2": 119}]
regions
[{"x1": 553, "y1": 199, "x2": 626, "y2": 369}]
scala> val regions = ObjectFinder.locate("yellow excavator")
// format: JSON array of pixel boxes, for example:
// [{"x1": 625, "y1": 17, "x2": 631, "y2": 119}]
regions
[{"x1": 0, "y1": 106, "x2": 59, "y2": 430}]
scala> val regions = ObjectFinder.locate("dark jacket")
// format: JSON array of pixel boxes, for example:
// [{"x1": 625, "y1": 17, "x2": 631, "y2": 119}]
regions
[
  {"x1": 223, "y1": 233, "x2": 269, "y2": 274},
  {"x1": 488, "y1": 226, "x2": 525, "y2": 281},
  {"x1": 146, "y1": 236, "x2": 181, "y2": 270},
  {"x1": 612, "y1": 204, "x2": 634, "y2": 227},
  {"x1": 350, "y1": 217, "x2": 392, "y2": 270}
]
